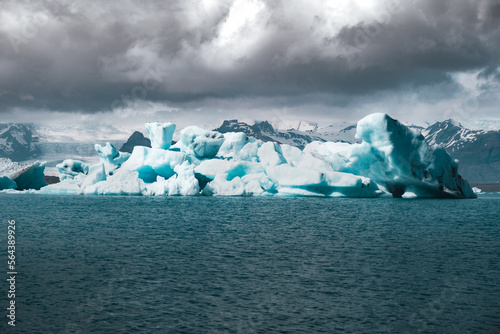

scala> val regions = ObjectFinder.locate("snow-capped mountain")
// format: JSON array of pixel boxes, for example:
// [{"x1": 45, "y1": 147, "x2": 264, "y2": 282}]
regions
[
  {"x1": 0, "y1": 124, "x2": 39, "y2": 161},
  {"x1": 422, "y1": 120, "x2": 500, "y2": 183},
  {"x1": 296, "y1": 121, "x2": 319, "y2": 132},
  {"x1": 422, "y1": 119, "x2": 486, "y2": 150},
  {"x1": 214, "y1": 119, "x2": 350, "y2": 149},
  {"x1": 313, "y1": 123, "x2": 359, "y2": 143},
  {"x1": 275, "y1": 120, "x2": 359, "y2": 143},
  {"x1": 215, "y1": 119, "x2": 361, "y2": 147}
]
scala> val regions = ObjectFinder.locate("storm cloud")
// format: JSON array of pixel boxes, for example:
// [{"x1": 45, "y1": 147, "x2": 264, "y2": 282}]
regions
[{"x1": 0, "y1": 0, "x2": 499, "y2": 124}]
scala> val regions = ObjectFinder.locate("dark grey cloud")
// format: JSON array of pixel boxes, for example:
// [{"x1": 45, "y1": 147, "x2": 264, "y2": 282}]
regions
[{"x1": 0, "y1": 0, "x2": 498, "y2": 118}]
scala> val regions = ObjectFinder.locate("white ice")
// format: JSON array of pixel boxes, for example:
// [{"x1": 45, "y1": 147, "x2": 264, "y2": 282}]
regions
[
  {"x1": 145, "y1": 122, "x2": 176, "y2": 150},
  {"x1": 120, "y1": 146, "x2": 198, "y2": 183},
  {"x1": 57, "y1": 159, "x2": 90, "y2": 180},
  {"x1": 82, "y1": 169, "x2": 146, "y2": 196},
  {"x1": 94, "y1": 142, "x2": 131, "y2": 175},
  {"x1": 177, "y1": 126, "x2": 225, "y2": 159}
]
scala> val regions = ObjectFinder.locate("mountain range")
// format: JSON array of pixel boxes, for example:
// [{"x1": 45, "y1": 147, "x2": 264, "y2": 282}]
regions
[
  {"x1": 0, "y1": 119, "x2": 498, "y2": 183},
  {"x1": 422, "y1": 120, "x2": 500, "y2": 183},
  {"x1": 214, "y1": 120, "x2": 360, "y2": 148}
]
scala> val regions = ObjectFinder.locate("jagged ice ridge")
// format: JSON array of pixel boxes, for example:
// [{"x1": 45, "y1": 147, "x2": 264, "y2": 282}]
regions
[{"x1": 37, "y1": 113, "x2": 475, "y2": 198}]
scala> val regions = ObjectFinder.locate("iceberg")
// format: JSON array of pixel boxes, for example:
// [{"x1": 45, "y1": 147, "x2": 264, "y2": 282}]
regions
[
  {"x1": 216, "y1": 132, "x2": 249, "y2": 159},
  {"x1": 145, "y1": 122, "x2": 176, "y2": 150},
  {"x1": 34, "y1": 115, "x2": 475, "y2": 198},
  {"x1": 79, "y1": 163, "x2": 107, "y2": 193},
  {"x1": 202, "y1": 174, "x2": 246, "y2": 196},
  {"x1": 38, "y1": 178, "x2": 82, "y2": 195},
  {"x1": 257, "y1": 142, "x2": 287, "y2": 167},
  {"x1": 0, "y1": 158, "x2": 47, "y2": 190},
  {"x1": 352, "y1": 113, "x2": 473, "y2": 198},
  {"x1": 176, "y1": 126, "x2": 225, "y2": 159},
  {"x1": 82, "y1": 169, "x2": 146, "y2": 196},
  {"x1": 195, "y1": 160, "x2": 265, "y2": 181},
  {"x1": 266, "y1": 164, "x2": 380, "y2": 197},
  {"x1": 145, "y1": 161, "x2": 200, "y2": 196},
  {"x1": 472, "y1": 187, "x2": 482, "y2": 194},
  {"x1": 305, "y1": 114, "x2": 474, "y2": 198},
  {"x1": 40, "y1": 159, "x2": 98, "y2": 195},
  {"x1": 94, "y1": 142, "x2": 131, "y2": 175},
  {"x1": 57, "y1": 159, "x2": 90, "y2": 180},
  {"x1": 280, "y1": 144, "x2": 303, "y2": 167},
  {"x1": 120, "y1": 146, "x2": 197, "y2": 183},
  {"x1": 0, "y1": 176, "x2": 17, "y2": 190},
  {"x1": 236, "y1": 140, "x2": 262, "y2": 162}
]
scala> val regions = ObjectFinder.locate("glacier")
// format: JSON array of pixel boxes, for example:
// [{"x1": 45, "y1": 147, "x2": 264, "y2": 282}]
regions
[{"x1": 36, "y1": 113, "x2": 476, "y2": 198}]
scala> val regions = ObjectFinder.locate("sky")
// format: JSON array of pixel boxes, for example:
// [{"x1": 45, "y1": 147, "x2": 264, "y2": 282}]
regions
[{"x1": 0, "y1": 0, "x2": 499, "y2": 138}]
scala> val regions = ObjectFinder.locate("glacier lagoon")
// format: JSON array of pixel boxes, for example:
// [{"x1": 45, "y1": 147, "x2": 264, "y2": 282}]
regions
[{"x1": 1, "y1": 193, "x2": 499, "y2": 333}]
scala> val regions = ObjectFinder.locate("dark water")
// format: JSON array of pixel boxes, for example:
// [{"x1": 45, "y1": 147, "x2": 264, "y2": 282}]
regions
[{"x1": 1, "y1": 194, "x2": 499, "y2": 333}]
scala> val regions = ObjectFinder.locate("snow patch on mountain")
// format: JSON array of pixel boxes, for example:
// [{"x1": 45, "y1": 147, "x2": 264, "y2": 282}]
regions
[
  {"x1": 0, "y1": 124, "x2": 39, "y2": 161},
  {"x1": 296, "y1": 121, "x2": 319, "y2": 132},
  {"x1": 421, "y1": 119, "x2": 500, "y2": 182},
  {"x1": 214, "y1": 120, "x2": 327, "y2": 149},
  {"x1": 422, "y1": 120, "x2": 487, "y2": 150}
]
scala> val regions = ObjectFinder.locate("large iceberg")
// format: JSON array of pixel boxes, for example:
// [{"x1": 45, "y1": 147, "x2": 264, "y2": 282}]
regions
[
  {"x1": 35, "y1": 114, "x2": 476, "y2": 198},
  {"x1": 304, "y1": 114, "x2": 475, "y2": 198}
]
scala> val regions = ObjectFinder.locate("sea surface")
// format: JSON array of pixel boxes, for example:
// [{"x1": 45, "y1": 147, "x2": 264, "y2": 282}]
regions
[{"x1": 1, "y1": 193, "x2": 499, "y2": 333}]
